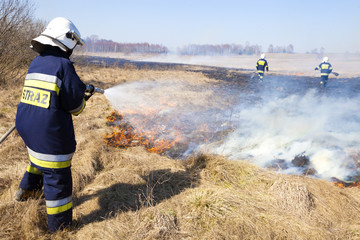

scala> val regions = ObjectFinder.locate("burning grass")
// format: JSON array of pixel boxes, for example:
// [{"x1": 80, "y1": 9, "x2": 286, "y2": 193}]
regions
[
  {"x1": 103, "y1": 107, "x2": 236, "y2": 159},
  {"x1": 104, "y1": 110, "x2": 181, "y2": 154},
  {"x1": 101, "y1": 75, "x2": 238, "y2": 158},
  {"x1": 333, "y1": 179, "x2": 360, "y2": 188}
]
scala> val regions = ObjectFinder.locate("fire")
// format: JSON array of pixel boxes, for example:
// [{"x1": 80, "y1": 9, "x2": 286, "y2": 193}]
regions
[
  {"x1": 333, "y1": 181, "x2": 360, "y2": 188},
  {"x1": 104, "y1": 110, "x2": 182, "y2": 154},
  {"x1": 106, "y1": 111, "x2": 123, "y2": 124}
]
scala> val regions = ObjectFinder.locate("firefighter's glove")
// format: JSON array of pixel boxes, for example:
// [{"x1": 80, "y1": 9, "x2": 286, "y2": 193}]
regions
[{"x1": 84, "y1": 84, "x2": 95, "y2": 101}]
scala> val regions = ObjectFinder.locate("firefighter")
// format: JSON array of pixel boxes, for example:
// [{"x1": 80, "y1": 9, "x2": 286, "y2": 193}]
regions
[
  {"x1": 315, "y1": 56, "x2": 333, "y2": 87},
  {"x1": 14, "y1": 17, "x2": 92, "y2": 232},
  {"x1": 256, "y1": 53, "x2": 269, "y2": 82}
]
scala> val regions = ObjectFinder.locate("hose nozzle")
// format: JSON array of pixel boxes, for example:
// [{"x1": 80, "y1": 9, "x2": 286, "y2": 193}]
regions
[
  {"x1": 86, "y1": 85, "x2": 105, "y2": 94},
  {"x1": 94, "y1": 87, "x2": 105, "y2": 94},
  {"x1": 85, "y1": 84, "x2": 105, "y2": 101}
]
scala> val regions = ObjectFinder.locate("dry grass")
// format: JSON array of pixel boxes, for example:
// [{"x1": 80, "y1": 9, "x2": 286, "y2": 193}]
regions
[{"x1": 1, "y1": 62, "x2": 360, "y2": 239}]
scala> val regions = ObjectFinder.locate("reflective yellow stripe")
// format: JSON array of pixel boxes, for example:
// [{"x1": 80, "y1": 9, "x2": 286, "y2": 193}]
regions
[
  {"x1": 47, "y1": 201, "x2": 72, "y2": 215},
  {"x1": 70, "y1": 99, "x2": 86, "y2": 116},
  {"x1": 29, "y1": 154, "x2": 71, "y2": 169},
  {"x1": 46, "y1": 196, "x2": 72, "y2": 208},
  {"x1": 26, "y1": 165, "x2": 43, "y2": 175},
  {"x1": 27, "y1": 147, "x2": 73, "y2": 162},
  {"x1": 24, "y1": 80, "x2": 60, "y2": 95},
  {"x1": 21, "y1": 87, "x2": 50, "y2": 109},
  {"x1": 25, "y1": 73, "x2": 62, "y2": 88}
]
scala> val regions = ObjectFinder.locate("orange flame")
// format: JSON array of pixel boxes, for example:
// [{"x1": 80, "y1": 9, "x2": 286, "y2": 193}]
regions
[
  {"x1": 333, "y1": 181, "x2": 360, "y2": 188},
  {"x1": 104, "y1": 110, "x2": 182, "y2": 154}
]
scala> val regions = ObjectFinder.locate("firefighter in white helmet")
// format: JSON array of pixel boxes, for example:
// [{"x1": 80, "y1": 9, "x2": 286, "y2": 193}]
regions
[
  {"x1": 15, "y1": 17, "x2": 93, "y2": 232},
  {"x1": 315, "y1": 56, "x2": 333, "y2": 87},
  {"x1": 256, "y1": 53, "x2": 269, "y2": 82}
]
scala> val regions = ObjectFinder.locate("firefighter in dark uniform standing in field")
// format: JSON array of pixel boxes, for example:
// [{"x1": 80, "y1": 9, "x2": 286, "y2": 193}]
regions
[
  {"x1": 256, "y1": 53, "x2": 269, "y2": 82},
  {"x1": 315, "y1": 56, "x2": 333, "y2": 87},
  {"x1": 15, "y1": 17, "x2": 94, "y2": 232}
]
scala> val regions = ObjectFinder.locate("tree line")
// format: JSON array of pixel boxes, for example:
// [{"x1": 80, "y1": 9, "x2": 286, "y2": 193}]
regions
[
  {"x1": 177, "y1": 43, "x2": 295, "y2": 56},
  {"x1": 81, "y1": 35, "x2": 169, "y2": 54},
  {"x1": 268, "y1": 44, "x2": 294, "y2": 54},
  {"x1": 80, "y1": 36, "x2": 296, "y2": 56},
  {"x1": 177, "y1": 43, "x2": 261, "y2": 56}
]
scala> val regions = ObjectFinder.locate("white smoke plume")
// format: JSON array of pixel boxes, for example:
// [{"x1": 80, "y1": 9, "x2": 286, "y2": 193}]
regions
[{"x1": 212, "y1": 87, "x2": 360, "y2": 181}]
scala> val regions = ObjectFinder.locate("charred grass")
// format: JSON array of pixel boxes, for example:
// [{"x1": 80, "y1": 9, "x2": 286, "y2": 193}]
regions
[{"x1": 0, "y1": 61, "x2": 360, "y2": 239}]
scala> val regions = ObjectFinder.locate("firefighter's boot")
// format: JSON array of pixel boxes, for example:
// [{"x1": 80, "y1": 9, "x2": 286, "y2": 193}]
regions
[{"x1": 15, "y1": 188, "x2": 42, "y2": 201}]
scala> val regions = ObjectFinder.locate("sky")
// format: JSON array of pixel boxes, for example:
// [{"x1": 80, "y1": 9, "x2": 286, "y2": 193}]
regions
[{"x1": 31, "y1": 0, "x2": 360, "y2": 53}]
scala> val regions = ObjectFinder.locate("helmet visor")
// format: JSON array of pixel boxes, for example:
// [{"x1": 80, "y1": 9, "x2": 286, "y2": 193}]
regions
[{"x1": 68, "y1": 31, "x2": 85, "y2": 45}]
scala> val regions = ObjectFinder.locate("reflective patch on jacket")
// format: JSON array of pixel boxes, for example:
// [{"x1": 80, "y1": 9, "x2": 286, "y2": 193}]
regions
[
  {"x1": 21, "y1": 87, "x2": 50, "y2": 108},
  {"x1": 258, "y1": 60, "x2": 266, "y2": 66},
  {"x1": 20, "y1": 73, "x2": 63, "y2": 108}
]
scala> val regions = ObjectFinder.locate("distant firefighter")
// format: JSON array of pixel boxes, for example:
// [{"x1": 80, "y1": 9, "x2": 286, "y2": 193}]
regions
[
  {"x1": 256, "y1": 53, "x2": 269, "y2": 82},
  {"x1": 315, "y1": 56, "x2": 333, "y2": 87}
]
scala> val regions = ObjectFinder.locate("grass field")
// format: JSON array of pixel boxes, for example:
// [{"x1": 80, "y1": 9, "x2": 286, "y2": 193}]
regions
[
  {"x1": 1, "y1": 54, "x2": 360, "y2": 239},
  {"x1": 80, "y1": 52, "x2": 360, "y2": 78}
]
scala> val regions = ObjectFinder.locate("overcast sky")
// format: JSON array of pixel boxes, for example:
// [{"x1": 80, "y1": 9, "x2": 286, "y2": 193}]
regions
[{"x1": 31, "y1": 0, "x2": 360, "y2": 53}]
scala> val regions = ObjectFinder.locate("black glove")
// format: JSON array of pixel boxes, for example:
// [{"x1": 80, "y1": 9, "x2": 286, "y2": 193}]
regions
[
  {"x1": 85, "y1": 84, "x2": 95, "y2": 94},
  {"x1": 84, "y1": 84, "x2": 95, "y2": 101}
]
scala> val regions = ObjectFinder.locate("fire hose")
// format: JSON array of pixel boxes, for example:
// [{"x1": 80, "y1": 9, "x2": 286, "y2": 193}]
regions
[
  {"x1": 0, "y1": 125, "x2": 16, "y2": 144},
  {"x1": 0, "y1": 85, "x2": 105, "y2": 144}
]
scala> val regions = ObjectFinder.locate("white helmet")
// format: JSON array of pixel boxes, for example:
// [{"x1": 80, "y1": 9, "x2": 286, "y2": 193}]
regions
[
  {"x1": 261, "y1": 53, "x2": 266, "y2": 59},
  {"x1": 31, "y1": 17, "x2": 85, "y2": 53},
  {"x1": 323, "y1": 56, "x2": 329, "y2": 63}
]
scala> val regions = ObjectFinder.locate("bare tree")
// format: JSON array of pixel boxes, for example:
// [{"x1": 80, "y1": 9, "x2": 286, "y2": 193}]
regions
[
  {"x1": 268, "y1": 44, "x2": 274, "y2": 53},
  {"x1": 286, "y1": 44, "x2": 294, "y2": 53},
  {"x1": 0, "y1": 0, "x2": 44, "y2": 86}
]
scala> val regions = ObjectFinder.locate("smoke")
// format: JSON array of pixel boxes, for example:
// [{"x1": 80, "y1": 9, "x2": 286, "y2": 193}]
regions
[
  {"x1": 211, "y1": 84, "x2": 360, "y2": 181},
  {"x1": 104, "y1": 76, "x2": 360, "y2": 181},
  {"x1": 104, "y1": 80, "x2": 232, "y2": 118}
]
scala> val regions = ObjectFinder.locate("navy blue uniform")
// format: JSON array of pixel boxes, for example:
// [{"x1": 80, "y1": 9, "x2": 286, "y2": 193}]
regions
[
  {"x1": 315, "y1": 62, "x2": 333, "y2": 87},
  {"x1": 256, "y1": 58, "x2": 269, "y2": 81},
  {"x1": 16, "y1": 46, "x2": 86, "y2": 232}
]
